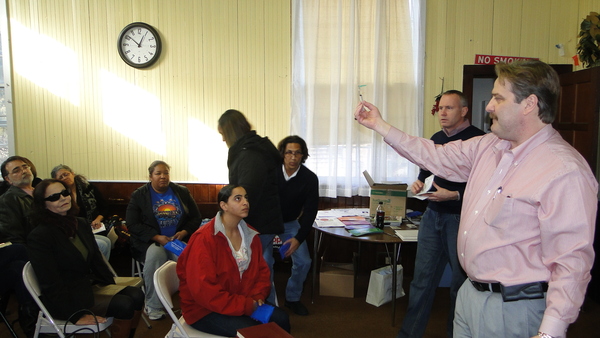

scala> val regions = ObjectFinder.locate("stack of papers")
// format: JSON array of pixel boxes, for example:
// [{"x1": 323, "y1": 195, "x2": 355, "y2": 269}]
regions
[
  {"x1": 394, "y1": 229, "x2": 418, "y2": 241},
  {"x1": 314, "y1": 209, "x2": 370, "y2": 228},
  {"x1": 314, "y1": 217, "x2": 345, "y2": 227}
]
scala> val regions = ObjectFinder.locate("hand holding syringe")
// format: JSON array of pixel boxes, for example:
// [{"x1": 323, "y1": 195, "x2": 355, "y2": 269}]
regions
[{"x1": 358, "y1": 84, "x2": 366, "y2": 102}]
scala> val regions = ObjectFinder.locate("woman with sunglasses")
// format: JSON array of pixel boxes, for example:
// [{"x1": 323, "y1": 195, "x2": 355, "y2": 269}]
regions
[
  {"x1": 27, "y1": 179, "x2": 144, "y2": 338},
  {"x1": 177, "y1": 185, "x2": 290, "y2": 337},
  {"x1": 51, "y1": 164, "x2": 112, "y2": 259}
]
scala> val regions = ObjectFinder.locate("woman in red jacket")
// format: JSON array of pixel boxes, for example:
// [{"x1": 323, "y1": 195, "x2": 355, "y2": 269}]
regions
[{"x1": 176, "y1": 185, "x2": 290, "y2": 337}]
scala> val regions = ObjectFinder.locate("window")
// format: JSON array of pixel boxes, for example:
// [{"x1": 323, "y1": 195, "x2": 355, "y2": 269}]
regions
[
  {"x1": 0, "y1": 34, "x2": 8, "y2": 162},
  {"x1": 292, "y1": 0, "x2": 424, "y2": 197}
]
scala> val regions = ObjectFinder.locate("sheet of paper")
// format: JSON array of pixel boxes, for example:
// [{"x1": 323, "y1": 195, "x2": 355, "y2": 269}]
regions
[
  {"x1": 412, "y1": 175, "x2": 434, "y2": 200},
  {"x1": 317, "y1": 208, "x2": 370, "y2": 218},
  {"x1": 92, "y1": 222, "x2": 107, "y2": 234},
  {"x1": 314, "y1": 217, "x2": 345, "y2": 227},
  {"x1": 338, "y1": 216, "x2": 367, "y2": 221},
  {"x1": 394, "y1": 229, "x2": 419, "y2": 241}
]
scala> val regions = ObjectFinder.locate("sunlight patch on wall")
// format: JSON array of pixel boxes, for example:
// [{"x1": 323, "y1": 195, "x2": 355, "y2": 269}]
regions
[
  {"x1": 10, "y1": 20, "x2": 80, "y2": 106},
  {"x1": 101, "y1": 69, "x2": 166, "y2": 155},
  {"x1": 188, "y1": 118, "x2": 229, "y2": 184}
]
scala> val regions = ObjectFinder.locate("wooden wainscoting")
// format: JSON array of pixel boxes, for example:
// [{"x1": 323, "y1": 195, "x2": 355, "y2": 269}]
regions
[
  {"x1": 92, "y1": 181, "x2": 227, "y2": 220},
  {"x1": 93, "y1": 181, "x2": 427, "y2": 220}
]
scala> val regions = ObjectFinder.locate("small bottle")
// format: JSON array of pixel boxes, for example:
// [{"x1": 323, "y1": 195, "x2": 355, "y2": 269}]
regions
[{"x1": 376, "y1": 202, "x2": 385, "y2": 229}]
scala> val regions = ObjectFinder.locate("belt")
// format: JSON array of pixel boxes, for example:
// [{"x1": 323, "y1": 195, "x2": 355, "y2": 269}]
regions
[
  {"x1": 470, "y1": 279, "x2": 548, "y2": 294},
  {"x1": 470, "y1": 280, "x2": 502, "y2": 292}
]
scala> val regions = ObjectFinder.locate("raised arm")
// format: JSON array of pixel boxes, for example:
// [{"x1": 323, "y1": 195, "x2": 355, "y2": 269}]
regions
[{"x1": 354, "y1": 101, "x2": 392, "y2": 137}]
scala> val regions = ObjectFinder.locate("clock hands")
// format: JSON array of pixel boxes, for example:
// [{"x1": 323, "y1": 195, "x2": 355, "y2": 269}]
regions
[
  {"x1": 139, "y1": 31, "x2": 149, "y2": 46},
  {"x1": 128, "y1": 35, "x2": 141, "y2": 48}
]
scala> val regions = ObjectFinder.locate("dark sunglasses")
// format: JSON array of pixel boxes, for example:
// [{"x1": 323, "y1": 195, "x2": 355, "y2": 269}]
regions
[{"x1": 45, "y1": 189, "x2": 70, "y2": 202}]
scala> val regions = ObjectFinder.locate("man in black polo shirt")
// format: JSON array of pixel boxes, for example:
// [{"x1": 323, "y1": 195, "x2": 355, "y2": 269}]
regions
[
  {"x1": 276, "y1": 135, "x2": 319, "y2": 316},
  {"x1": 398, "y1": 90, "x2": 485, "y2": 338}
]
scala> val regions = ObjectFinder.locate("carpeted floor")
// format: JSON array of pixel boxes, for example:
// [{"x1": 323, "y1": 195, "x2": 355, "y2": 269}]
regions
[{"x1": 2, "y1": 250, "x2": 598, "y2": 338}]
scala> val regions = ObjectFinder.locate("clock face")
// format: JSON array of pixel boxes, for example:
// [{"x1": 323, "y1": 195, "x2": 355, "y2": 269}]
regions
[{"x1": 118, "y1": 22, "x2": 162, "y2": 68}]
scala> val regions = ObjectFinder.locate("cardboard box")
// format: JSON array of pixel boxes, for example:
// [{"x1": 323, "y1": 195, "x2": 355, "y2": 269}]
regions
[
  {"x1": 363, "y1": 171, "x2": 407, "y2": 220},
  {"x1": 320, "y1": 262, "x2": 355, "y2": 298}
]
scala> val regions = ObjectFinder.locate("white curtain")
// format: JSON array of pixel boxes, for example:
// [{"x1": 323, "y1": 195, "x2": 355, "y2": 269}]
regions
[{"x1": 292, "y1": 0, "x2": 425, "y2": 198}]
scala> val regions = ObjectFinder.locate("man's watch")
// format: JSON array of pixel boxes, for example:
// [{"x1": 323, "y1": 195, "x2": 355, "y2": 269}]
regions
[{"x1": 538, "y1": 332, "x2": 554, "y2": 338}]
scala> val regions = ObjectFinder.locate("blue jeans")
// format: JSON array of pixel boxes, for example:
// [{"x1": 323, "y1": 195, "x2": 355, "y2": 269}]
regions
[
  {"x1": 397, "y1": 208, "x2": 466, "y2": 338},
  {"x1": 190, "y1": 305, "x2": 290, "y2": 337},
  {"x1": 281, "y1": 220, "x2": 312, "y2": 302},
  {"x1": 143, "y1": 244, "x2": 179, "y2": 309},
  {"x1": 259, "y1": 234, "x2": 277, "y2": 304},
  {"x1": 95, "y1": 234, "x2": 112, "y2": 260}
]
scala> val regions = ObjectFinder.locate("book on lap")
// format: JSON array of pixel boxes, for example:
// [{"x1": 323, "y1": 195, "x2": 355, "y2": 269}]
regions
[{"x1": 236, "y1": 322, "x2": 293, "y2": 338}]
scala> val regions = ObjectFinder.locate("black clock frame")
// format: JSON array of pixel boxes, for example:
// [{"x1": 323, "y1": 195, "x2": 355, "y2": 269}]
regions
[{"x1": 117, "y1": 22, "x2": 162, "y2": 69}]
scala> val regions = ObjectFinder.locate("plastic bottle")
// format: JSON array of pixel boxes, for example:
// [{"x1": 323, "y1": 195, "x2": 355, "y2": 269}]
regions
[{"x1": 376, "y1": 202, "x2": 385, "y2": 229}]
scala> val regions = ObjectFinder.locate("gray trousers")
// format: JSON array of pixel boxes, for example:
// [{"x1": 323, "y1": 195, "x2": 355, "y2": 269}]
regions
[
  {"x1": 143, "y1": 244, "x2": 179, "y2": 309},
  {"x1": 454, "y1": 279, "x2": 546, "y2": 337}
]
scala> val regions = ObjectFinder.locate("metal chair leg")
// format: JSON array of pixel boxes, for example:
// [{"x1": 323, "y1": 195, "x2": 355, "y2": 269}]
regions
[
  {"x1": 140, "y1": 312, "x2": 151, "y2": 329},
  {"x1": 0, "y1": 309, "x2": 19, "y2": 338}
]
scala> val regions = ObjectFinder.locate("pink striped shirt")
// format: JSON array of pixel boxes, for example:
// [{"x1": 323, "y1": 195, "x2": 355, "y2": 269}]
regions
[{"x1": 384, "y1": 124, "x2": 597, "y2": 337}]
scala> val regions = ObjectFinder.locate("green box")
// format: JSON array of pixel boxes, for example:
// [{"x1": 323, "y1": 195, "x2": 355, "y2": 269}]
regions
[
  {"x1": 369, "y1": 189, "x2": 407, "y2": 220},
  {"x1": 363, "y1": 170, "x2": 408, "y2": 220}
]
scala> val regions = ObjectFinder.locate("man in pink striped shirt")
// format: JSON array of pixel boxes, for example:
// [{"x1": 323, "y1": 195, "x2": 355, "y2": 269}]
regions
[{"x1": 355, "y1": 60, "x2": 597, "y2": 338}]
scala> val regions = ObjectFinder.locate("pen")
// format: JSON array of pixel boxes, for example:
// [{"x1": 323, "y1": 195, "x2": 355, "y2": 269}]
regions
[{"x1": 493, "y1": 186, "x2": 502, "y2": 199}]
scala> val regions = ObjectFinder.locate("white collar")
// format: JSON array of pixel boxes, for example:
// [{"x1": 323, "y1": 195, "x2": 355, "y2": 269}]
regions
[{"x1": 282, "y1": 164, "x2": 300, "y2": 181}]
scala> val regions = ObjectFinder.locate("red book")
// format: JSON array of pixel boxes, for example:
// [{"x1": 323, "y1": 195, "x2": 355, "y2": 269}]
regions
[{"x1": 236, "y1": 322, "x2": 293, "y2": 338}]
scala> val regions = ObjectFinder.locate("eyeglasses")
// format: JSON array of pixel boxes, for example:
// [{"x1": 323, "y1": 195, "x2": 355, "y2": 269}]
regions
[
  {"x1": 10, "y1": 164, "x2": 30, "y2": 175},
  {"x1": 284, "y1": 150, "x2": 303, "y2": 157},
  {"x1": 45, "y1": 189, "x2": 70, "y2": 202}
]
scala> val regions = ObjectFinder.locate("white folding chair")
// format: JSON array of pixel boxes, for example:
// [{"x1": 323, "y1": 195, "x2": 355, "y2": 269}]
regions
[
  {"x1": 154, "y1": 261, "x2": 226, "y2": 338},
  {"x1": 132, "y1": 258, "x2": 144, "y2": 280},
  {"x1": 22, "y1": 262, "x2": 114, "y2": 338},
  {"x1": 102, "y1": 255, "x2": 152, "y2": 329}
]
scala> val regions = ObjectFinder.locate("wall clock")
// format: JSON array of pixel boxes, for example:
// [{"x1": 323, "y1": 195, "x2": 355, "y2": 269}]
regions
[{"x1": 117, "y1": 22, "x2": 162, "y2": 68}]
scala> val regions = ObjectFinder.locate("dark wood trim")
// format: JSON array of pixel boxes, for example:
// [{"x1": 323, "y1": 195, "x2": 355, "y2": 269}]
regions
[
  {"x1": 93, "y1": 182, "x2": 428, "y2": 219},
  {"x1": 462, "y1": 64, "x2": 573, "y2": 123}
]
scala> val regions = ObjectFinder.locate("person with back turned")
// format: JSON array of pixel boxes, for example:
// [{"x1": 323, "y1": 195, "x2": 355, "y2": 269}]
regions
[{"x1": 218, "y1": 109, "x2": 284, "y2": 304}]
